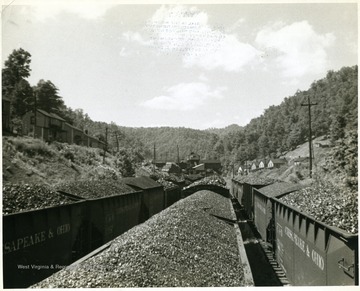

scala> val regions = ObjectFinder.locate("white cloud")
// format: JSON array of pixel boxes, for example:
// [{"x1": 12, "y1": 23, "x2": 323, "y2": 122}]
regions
[
  {"x1": 226, "y1": 18, "x2": 246, "y2": 33},
  {"x1": 146, "y1": 5, "x2": 209, "y2": 53},
  {"x1": 183, "y1": 34, "x2": 261, "y2": 72},
  {"x1": 255, "y1": 21, "x2": 335, "y2": 78},
  {"x1": 123, "y1": 31, "x2": 152, "y2": 46},
  {"x1": 128, "y1": 5, "x2": 262, "y2": 72},
  {"x1": 119, "y1": 47, "x2": 129, "y2": 57},
  {"x1": 141, "y1": 82, "x2": 226, "y2": 111},
  {"x1": 198, "y1": 73, "x2": 208, "y2": 82}
]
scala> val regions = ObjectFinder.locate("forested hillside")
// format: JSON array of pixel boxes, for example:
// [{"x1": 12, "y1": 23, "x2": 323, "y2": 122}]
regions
[
  {"x1": 65, "y1": 66, "x2": 357, "y2": 169},
  {"x1": 3, "y1": 48, "x2": 357, "y2": 186},
  {"x1": 218, "y1": 66, "x2": 358, "y2": 165}
]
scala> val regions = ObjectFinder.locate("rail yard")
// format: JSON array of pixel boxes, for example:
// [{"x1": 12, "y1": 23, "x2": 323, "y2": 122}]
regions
[{"x1": 3, "y1": 174, "x2": 358, "y2": 288}]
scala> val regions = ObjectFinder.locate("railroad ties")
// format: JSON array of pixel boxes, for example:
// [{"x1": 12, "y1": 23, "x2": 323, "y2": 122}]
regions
[
  {"x1": 259, "y1": 241, "x2": 290, "y2": 286},
  {"x1": 230, "y1": 197, "x2": 286, "y2": 286}
]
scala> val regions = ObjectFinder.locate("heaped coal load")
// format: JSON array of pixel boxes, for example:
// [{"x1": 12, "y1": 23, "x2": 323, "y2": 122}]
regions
[{"x1": 32, "y1": 190, "x2": 246, "y2": 288}]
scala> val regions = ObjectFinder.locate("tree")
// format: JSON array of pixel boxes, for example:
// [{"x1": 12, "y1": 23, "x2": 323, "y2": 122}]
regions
[
  {"x1": 2, "y1": 48, "x2": 32, "y2": 99},
  {"x1": 115, "y1": 149, "x2": 135, "y2": 177},
  {"x1": 35, "y1": 79, "x2": 64, "y2": 114},
  {"x1": 330, "y1": 115, "x2": 346, "y2": 141},
  {"x1": 11, "y1": 79, "x2": 34, "y2": 116},
  {"x1": 214, "y1": 139, "x2": 225, "y2": 155},
  {"x1": 287, "y1": 127, "x2": 302, "y2": 149},
  {"x1": 2, "y1": 49, "x2": 33, "y2": 122}
]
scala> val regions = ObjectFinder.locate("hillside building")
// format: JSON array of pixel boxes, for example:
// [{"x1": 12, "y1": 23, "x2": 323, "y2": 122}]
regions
[
  {"x1": 187, "y1": 152, "x2": 200, "y2": 167},
  {"x1": 258, "y1": 160, "x2": 267, "y2": 169},
  {"x1": 267, "y1": 158, "x2": 287, "y2": 169},
  {"x1": 192, "y1": 160, "x2": 222, "y2": 175},
  {"x1": 200, "y1": 160, "x2": 222, "y2": 173},
  {"x1": 251, "y1": 161, "x2": 257, "y2": 171},
  {"x1": 22, "y1": 109, "x2": 66, "y2": 142},
  {"x1": 162, "y1": 162, "x2": 182, "y2": 174},
  {"x1": 22, "y1": 109, "x2": 105, "y2": 150},
  {"x1": 154, "y1": 160, "x2": 167, "y2": 169},
  {"x1": 293, "y1": 156, "x2": 309, "y2": 166}
]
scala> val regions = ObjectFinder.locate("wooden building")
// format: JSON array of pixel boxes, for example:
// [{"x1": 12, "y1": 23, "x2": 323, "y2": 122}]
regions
[
  {"x1": 187, "y1": 152, "x2": 200, "y2": 167},
  {"x1": 162, "y1": 162, "x2": 182, "y2": 174},
  {"x1": 22, "y1": 109, "x2": 66, "y2": 141},
  {"x1": 267, "y1": 158, "x2": 287, "y2": 169},
  {"x1": 258, "y1": 160, "x2": 267, "y2": 169},
  {"x1": 22, "y1": 109, "x2": 105, "y2": 150}
]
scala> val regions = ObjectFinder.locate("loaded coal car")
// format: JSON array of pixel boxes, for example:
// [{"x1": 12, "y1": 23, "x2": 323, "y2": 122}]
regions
[
  {"x1": 231, "y1": 178, "x2": 358, "y2": 286},
  {"x1": 272, "y1": 182, "x2": 358, "y2": 286},
  {"x1": 156, "y1": 178, "x2": 182, "y2": 208},
  {"x1": 3, "y1": 184, "x2": 88, "y2": 288},
  {"x1": 55, "y1": 179, "x2": 145, "y2": 251},
  {"x1": 182, "y1": 175, "x2": 229, "y2": 199},
  {"x1": 272, "y1": 196, "x2": 358, "y2": 286},
  {"x1": 252, "y1": 182, "x2": 303, "y2": 246},
  {"x1": 31, "y1": 190, "x2": 249, "y2": 288},
  {"x1": 122, "y1": 176, "x2": 165, "y2": 221},
  {"x1": 231, "y1": 176, "x2": 275, "y2": 220},
  {"x1": 2, "y1": 177, "x2": 166, "y2": 288}
]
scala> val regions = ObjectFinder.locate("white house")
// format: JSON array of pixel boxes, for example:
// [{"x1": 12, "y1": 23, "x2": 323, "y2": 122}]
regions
[
  {"x1": 251, "y1": 162, "x2": 257, "y2": 171},
  {"x1": 258, "y1": 160, "x2": 266, "y2": 169}
]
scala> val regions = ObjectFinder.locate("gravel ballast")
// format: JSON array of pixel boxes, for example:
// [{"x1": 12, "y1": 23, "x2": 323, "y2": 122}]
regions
[{"x1": 32, "y1": 190, "x2": 245, "y2": 287}]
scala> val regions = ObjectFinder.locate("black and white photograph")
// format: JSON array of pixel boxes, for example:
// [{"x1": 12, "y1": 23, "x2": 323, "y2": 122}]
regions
[{"x1": 1, "y1": 0, "x2": 358, "y2": 288}]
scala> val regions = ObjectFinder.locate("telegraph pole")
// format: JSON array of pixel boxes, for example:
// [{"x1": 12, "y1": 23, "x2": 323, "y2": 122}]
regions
[
  {"x1": 153, "y1": 143, "x2": 156, "y2": 172},
  {"x1": 177, "y1": 145, "x2": 180, "y2": 164},
  {"x1": 33, "y1": 90, "x2": 38, "y2": 138},
  {"x1": 103, "y1": 127, "x2": 108, "y2": 164},
  {"x1": 301, "y1": 96, "x2": 317, "y2": 178}
]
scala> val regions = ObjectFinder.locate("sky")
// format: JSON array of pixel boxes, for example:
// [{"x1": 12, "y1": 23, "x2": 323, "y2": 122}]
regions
[{"x1": 2, "y1": 1, "x2": 358, "y2": 129}]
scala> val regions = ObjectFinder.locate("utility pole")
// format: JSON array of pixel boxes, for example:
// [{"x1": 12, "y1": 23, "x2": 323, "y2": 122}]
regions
[
  {"x1": 114, "y1": 131, "x2": 119, "y2": 153},
  {"x1": 177, "y1": 145, "x2": 180, "y2": 164},
  {"x1": 33, "y1": 90, "x2": 37, "y2": 138},
  {"x1": 153, "y1": 143, "x2": 156, "y2": 172},
  {"x1": 301, "y1": 96, "x2": 317, "y2": 178},
  {"x1": 103, "y1": 127, "x2": 108, "y2": 164}
]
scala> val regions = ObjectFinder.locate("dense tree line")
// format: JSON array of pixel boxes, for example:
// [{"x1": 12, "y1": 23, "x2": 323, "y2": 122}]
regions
[
  {"x1": 2, "y1": 49, "x2": 68, "y2": 132},
  {"x1": 3, "y1": 48, "x2": 357, "y2": 178},
  {"x1": 219, "y1": 66, "x2": 357, "y2": 169},
  {"x1": 114, "y1": 66, "x2": 357, "y2": 170}
]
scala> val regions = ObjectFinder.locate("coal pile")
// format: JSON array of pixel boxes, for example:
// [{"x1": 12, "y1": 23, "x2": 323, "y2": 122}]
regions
[
  {"x1": 55, "y1": 179, "x2": 134, "y2": 199},
  {"x1": 3, "y1": 183, "x2": 74, "y2": 215},
  {"x1": 184, "y1": 174, "x2": 203, "y2": 183},
  {"x1": 163, "y1": 174, "x2": 185, "y2": 185},
  {"x1": 32, "y1": 190, "x2": 245, "y2": 287},
  {"x1": 234, "y1": 175, "x2": 276, "y2": 185},
  {"x1": 280, "y1": 180, "x2": 358, "y2": 234},
  {"x1": 156, "y1": 178, "x2": 176, "y2": 190},
  {"x1": 185, "y1": 175, "x2": 226, "y2": 189}
]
